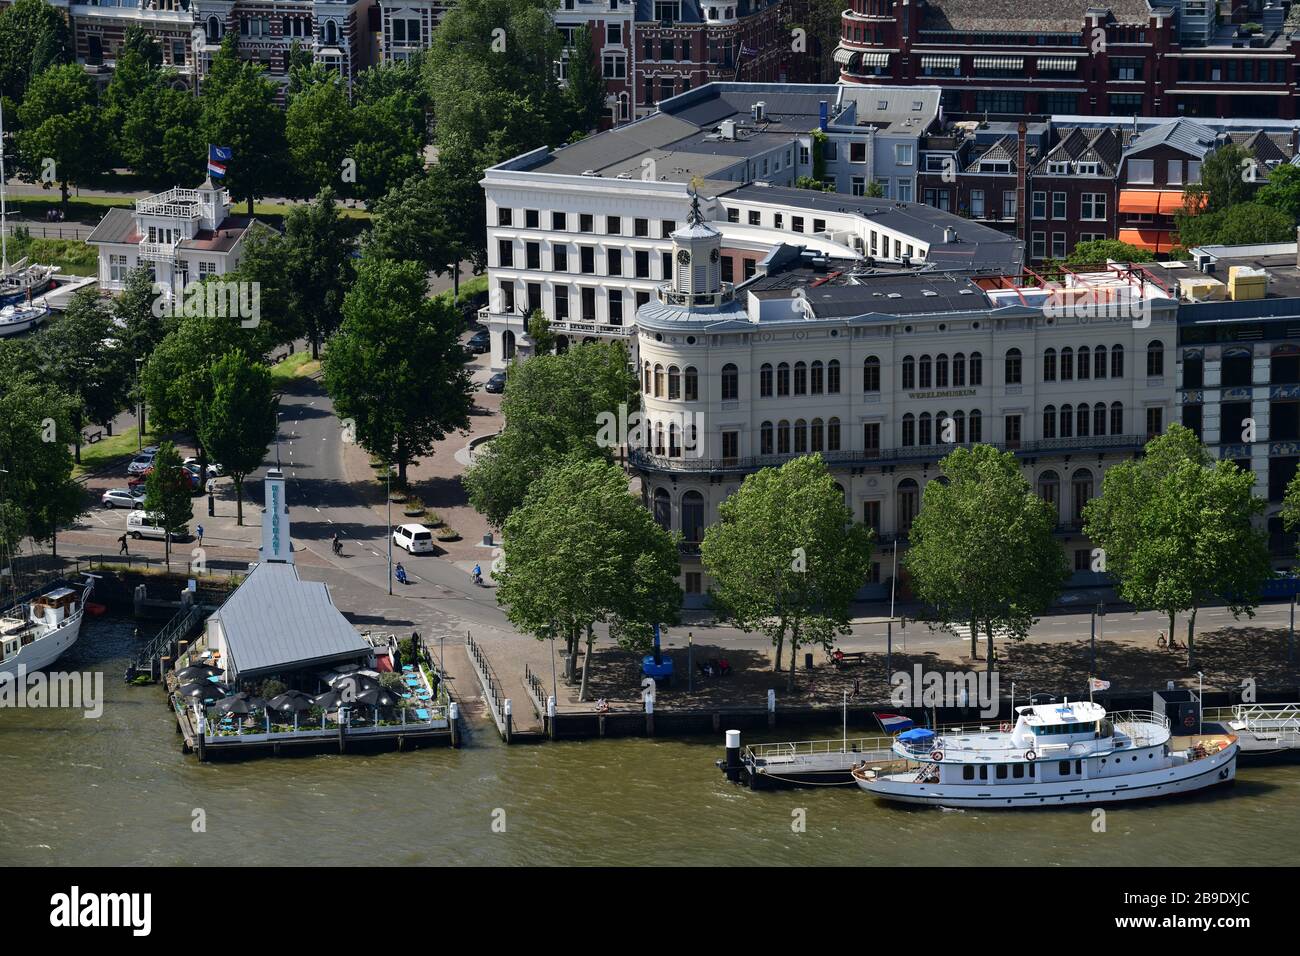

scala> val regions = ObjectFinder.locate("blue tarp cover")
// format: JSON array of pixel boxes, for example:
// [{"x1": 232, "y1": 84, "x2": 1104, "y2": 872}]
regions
[{"x1": 899, "y1": 728, "x2": 935, "y2": 742}]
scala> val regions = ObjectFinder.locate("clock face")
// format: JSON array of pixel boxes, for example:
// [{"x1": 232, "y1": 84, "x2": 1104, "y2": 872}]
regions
[
  {"x1": 677, "y1": 249, "x2": 691, "y2": 266},
  {"x1": 710, "y1": 248, "x2": 720, "y2": 263}
]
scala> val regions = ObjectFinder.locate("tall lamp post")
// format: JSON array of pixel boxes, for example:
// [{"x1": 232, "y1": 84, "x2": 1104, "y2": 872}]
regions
[
  {"x1": 135, "y1": 356, "x2": 144, "y2": 451},
  {"x1": 386, "y1": 463, "x2": 393, "y2": 596}
]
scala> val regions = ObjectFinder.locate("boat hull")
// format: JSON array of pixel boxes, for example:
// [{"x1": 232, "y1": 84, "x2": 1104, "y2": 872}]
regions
[
  {"x1": 857, "y1": 743, "x2": 1238, "y2": 808},
  {"x1": 0, "y1": 610, "x2": 85, "y2": 677}
]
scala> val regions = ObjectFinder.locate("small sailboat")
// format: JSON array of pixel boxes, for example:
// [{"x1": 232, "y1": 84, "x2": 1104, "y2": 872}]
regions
[
  {"x1": 0, "y1": 300, "x2": 49, "y2": 337},
  {"x1": 0, "y1": 100, "x2": 59, "y2": 310}
]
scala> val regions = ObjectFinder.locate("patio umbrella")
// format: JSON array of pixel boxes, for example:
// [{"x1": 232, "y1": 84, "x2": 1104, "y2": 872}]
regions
[
  {"x1": 176, "y1": 664, "x2": 223, "y2": 682},
  {"x1": 311, "y1": 689, "x2": 346, "y2": 709},
  {"x1": 267, "y1": 689, "x2": 315, "y2": 732},
  {"x1": 327, "y1": 672, "x2": 380, "y2": 696},
  {"x1": 354, "y1": 686, "x2": 402, "y2": 709},
  {"x1": 178, "y1": 682, "x2": 230, "y2": 702},
  {"x1": 214, "y1": 692, "x2": 265, "y2": 715}
]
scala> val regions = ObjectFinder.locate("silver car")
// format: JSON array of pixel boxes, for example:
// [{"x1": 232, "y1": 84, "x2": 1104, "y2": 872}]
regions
[
  {"x1": 102, "y1": 488, "x2": 144, "y2": 509},
  {"x1": 126, "y1": 452, "x2": 157, "y2": 475}
]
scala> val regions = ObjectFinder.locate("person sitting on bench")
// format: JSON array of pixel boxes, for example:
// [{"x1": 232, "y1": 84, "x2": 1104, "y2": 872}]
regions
[{"x1": 716, "y1": 657, "x2": 731, "y2": 677}]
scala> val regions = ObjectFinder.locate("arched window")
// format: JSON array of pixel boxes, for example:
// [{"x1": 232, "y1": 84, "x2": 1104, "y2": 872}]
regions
[
  {"x1": 776, "y1": 362, "x2": 790, "y2": 396},
  {"x1": 1147, "y1": 340, "x2": 1164, "y2": 377},
  {"x1": 760, "y1": 421, "x2": 774, "y2": 455},
  {"x1": 654, "y1": 364, "x2": 665, "y2": 397},
  {"x1": 1110, "y1": 401, "x2": 1123, "y2": 436},
  {"x1": 1093, "y1": 402, "x2": 1107, "y2": 436},
  {"x1": 827, "y1": 359, "x2": 841, "y2": 394},
  {"x1": 325, "y1": 19, "x2": 337, "y2": 44},
  {"x1": 968, "y1": 409, "x2": 982, "y2": 442},
  {"x1": 1094, "y1": 345, "x2": 1107, "y2": 379},
  {"x1": 793, "y1": 361, "x2": 807, "y2": 396},
  {"x1": 898, "y1": 478, "x2": 919, "y2": 532},
  {"x1": 953, "y1": 409, "x2": 965, "y2": 444},
  {"x1": 1043, "y1": 405, "x2": 1057, "y2": 440},
  {"x1": 684, "y1": 366, "x2": 698, "y2": 401},
  {"x1": 653, "y1": 488, "x2": 671, "y2": 530},
  {"x1": 1077, "y1": 346, "x2": 1091, "y2": 381},
  {"x1": 901, "y1": 356, "x2": 915, "y2": 389},
  {"x1": 643, "y1": 361, "x2": 651, "y2": 393},
  {"x1": 1111, "y1": 344, "x2": 1124, "y2": 378},
  {"x1": 810, "y1": 418, "x2": 824, "y2": 452},
  {"x1": 721, "y1": 363, "x2": 738, "y2": 401},
  {"x1": 654, "y1": 421, "x2": 665, "y2": 455},
  {"x1": 681, "y1": 491, "x2": 705, "y2": 544},
  {"x1": 827, "y1": 417, "x2": 841, "y2": 451},
  {"x1": 969, "y1": 351, "x2": 982, "y2": 386},
  {"x1": 1043, "y1": 348, "x2": 1057, "y2": 382},
  {"x1": 1076, "y1": 403, "x2": 1089, "y2": 438},
  {"x1": 952, "y1": 352, "x2": 966, "y2": 387},
  {"x1": 503, "y1": 330, "x2": 516, "y2": 360},
  {"x1": 936, "y1": 354, "x2": 949, "y2": 388},
  {"x1": 863, "y1": 357, "x2": 880, "y2": 392},
  {"x1": 1071, "y1": 468, "x2": 1094, "y2": 524},
  {"x1": 206, "y1": 15, "x2": 221, "y2": 41},
  {"x1": 901, "y1": 413, "x2": 915, "y2": 446},
  {"x1": 668, "y1": 422, "x2": 681, "y2": 457},
  {"x1": 1004, "y1": 348, "x2": 1021, "y2": 385},
  {"x1": 919, "y1": 412, "x2": 932, "y2": 446},
  {"x1": 760, "y1": 363, "x2": 773, "y2": 397},
  {"x1": 1061, "y1": 347, "x2": 1074, "y2": 381},
  {"x1": 794, "y1": 419, "x2": 808, "y2": 453},
  {"x1": 667, "y1": 365, "x2": 681, "y2": 400},
  {"x1": 1059, "y1": 404, "x2": 1073, "y2": 439},
  {"x1": 1038, "y1": 469, "x2": 1060, "y2": 512},
  {"x1": 935, "y1": 410, "x2": 949, "y2": 443},
  {"x1": 777, "y1": 420, "x2": 791, "y2": 454},
  {"x1": 811, "y1": 360, "x2": 824, "y2": 394},
  {"x1": 919, "y1": 355, "x2": 932, "y2": 389}
]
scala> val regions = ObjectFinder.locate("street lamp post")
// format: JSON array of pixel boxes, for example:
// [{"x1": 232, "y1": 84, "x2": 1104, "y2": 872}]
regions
[
  {"x1": 386, "y1": 464, "x2": 393, "y2": 596},
  {"x1": 135, "y1": 356, "x2": 144, "y2": 451}
]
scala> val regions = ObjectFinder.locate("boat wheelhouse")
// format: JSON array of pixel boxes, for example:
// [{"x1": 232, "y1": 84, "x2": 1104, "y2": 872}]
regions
[
  {"x1": 0, "y1": 578, "x2": 94, "y2": 677},
  {"x1": 851, "y1": 700, "x2": 1238, "y2": 808}
]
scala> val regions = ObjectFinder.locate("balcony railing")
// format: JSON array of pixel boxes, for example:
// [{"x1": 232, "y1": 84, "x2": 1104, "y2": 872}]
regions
[
  {"x1": 137, "y1": 241, "x2": 180, "y2": 263},
  {"x1": 136, "y1": 188, "x2": 203, "y2": 218},
  {"x1": 629, "y1": 434, "x2": 1147, "y2": 474}
]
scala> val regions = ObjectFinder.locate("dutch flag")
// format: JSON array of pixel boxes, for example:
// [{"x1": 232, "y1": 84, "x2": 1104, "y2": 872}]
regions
[
  {"x1": 208, "y1": 144, "x2": 232, "y2": 178},
  {"x1": 876, "y1": 713, "x2": 914, "y2": 734}
]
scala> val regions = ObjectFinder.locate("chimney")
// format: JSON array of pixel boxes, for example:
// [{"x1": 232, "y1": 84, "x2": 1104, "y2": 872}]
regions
[
  {"x1": 1293, "y1": 127, "x2": 1300, "y2": 160},
  {"x1": 819, "y1": 100, "x2": 829, "y2": 131},
  {"x1": 1016, "y1": 120, "x2": 1027, "y2": 242},
  {"x1": 753, "y1": 101, "x2": 766, "y2": 123}
]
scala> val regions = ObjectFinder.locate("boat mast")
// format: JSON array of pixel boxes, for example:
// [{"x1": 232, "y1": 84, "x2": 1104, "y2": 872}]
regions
[{"x1": 1, "y1": 98, "x2": 8, "y2": 273}]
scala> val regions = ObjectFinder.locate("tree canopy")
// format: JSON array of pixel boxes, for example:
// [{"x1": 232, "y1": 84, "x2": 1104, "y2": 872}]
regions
[
  {"x1": 198, "y1": 352, "x2": 278, "y2": 526},
  {"x1": 16, "y1": 63, "x2": 106, "y2": 204}
]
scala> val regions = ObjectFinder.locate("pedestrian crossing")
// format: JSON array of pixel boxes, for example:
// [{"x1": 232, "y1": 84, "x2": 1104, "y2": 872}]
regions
[{"x1": 946, "y1": 622, "x2": 1015, "y2": 643}]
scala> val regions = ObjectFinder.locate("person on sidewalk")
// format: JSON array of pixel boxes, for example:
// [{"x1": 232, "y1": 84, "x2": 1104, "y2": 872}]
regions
[
  {"x1": 118, "y1": 533, "x2": 129, "y2": 555},
  {"x1": 196, "y1": 524, "x2": 204, "y2": 547}
]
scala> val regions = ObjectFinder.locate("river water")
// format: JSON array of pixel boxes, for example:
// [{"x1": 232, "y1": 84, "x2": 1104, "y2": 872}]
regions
[{"x1": 2, "y1": 617, "x2": 1297, "y2": 866}]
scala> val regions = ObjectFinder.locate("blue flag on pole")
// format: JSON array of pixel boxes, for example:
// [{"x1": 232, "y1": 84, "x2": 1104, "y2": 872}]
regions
[{"x1": 208, "y1": 145, "x2": 232, "y2": 178}]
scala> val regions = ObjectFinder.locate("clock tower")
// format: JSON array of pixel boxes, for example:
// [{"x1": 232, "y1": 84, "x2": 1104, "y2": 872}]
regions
[{"x1": 667, "y1": 190, "x2": 723, "y2": 301}]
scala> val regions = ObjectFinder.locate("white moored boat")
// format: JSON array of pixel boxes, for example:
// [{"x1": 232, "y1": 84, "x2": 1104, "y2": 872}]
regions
[
  {"x1": 851, "y1": 700, "x2": 1238, "y2": 809},
  {"x1": 0, "y1": 578, "x2": 95, "y2": 677}
]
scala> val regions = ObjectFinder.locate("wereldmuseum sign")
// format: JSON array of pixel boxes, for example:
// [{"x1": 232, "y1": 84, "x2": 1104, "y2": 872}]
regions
[{"x1": 907, "y1": 388, "x2": 978, "y2": 401}]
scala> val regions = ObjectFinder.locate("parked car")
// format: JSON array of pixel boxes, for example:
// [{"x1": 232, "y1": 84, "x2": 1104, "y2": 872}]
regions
[
  {"x1": 183, "y1": 457, "x2": 223, "y2": 478},
  {"x1": 484, "y1": 371, "x2": 507, "y2": 393},
  {"x1": 393, "y1": 523, "x2": 436, "y2": 554},
  {"x1": 465, "y1": 329, "x2": 490, "y2": 354},
  {"x1": 126, "y1": 510, "x2": 172, "y2": 540},
  {"x1": 126, "y1": 451, "x2": 157, "y2": 475},
  {"x1": 101, "y1": 488, "x2": 144, "y2": 509},
  {"x1": 128, "y1": 466, "x2": 202, "y2": 494}
]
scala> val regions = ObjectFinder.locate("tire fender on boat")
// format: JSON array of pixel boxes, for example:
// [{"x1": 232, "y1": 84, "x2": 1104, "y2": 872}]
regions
[
  {"x1": 1025, "y1": 749, "x2": 1037, "y2": 761},
  {"x1": 930, "y1": 749, "x2": 944, "y2": 761}
]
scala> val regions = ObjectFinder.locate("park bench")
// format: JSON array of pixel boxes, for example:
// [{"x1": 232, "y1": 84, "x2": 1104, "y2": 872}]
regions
[
  {"x1": 84, "y1": 429, "x2": 104, "y2": 444},
  {"x1": 830, "y1": 650, "x2": 869, "y2": 669}
]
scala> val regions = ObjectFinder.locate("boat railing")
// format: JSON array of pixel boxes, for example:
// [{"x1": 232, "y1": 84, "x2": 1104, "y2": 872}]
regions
[
  {"x1": 1110, "y1": 710, "x2": 1170, "y2": 747},
  {"x1": 746, "y1": 736, "x2": 898, "y2": 761}
]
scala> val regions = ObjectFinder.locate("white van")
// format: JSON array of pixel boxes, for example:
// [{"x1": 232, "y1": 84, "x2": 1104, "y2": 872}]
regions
[
  {"x1": 126, "y1": 510, "x2": 170, "y2": 540},
  {"x1": 393, "y1": 523, "x2": 435, "y2": 554}
]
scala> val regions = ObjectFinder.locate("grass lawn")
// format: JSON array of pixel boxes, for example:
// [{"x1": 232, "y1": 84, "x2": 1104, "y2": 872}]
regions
[
  {"x1": 435, "y1": 273, "x2": 488, "y2": 311},
  {"x1": 270, "y1": 351, "x2": 321, "y2": 390},
  {"x1": 73, "y1": 425, "x2": 155, "y2": 478}
]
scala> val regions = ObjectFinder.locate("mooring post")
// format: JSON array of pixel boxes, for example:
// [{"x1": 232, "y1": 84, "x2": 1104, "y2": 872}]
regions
[
  {"x1": 547, "y1": 695, "x2": 556, "y2": 740},
  {"x1": 645, "y1": 693, "x2": 655, "y2": 736},
  {"x1": 504, "y1": 698, "x2": 513, "y2": 744},
  {"x1": 449, "y1": 701, "x2": 460, "y2": 748},
  {"x1": 724, "y1": 729, "x2": 742, "y2": 783}
]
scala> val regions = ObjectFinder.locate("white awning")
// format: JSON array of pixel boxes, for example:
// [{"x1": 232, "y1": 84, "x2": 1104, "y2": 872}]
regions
[
  {"x1": 833, "y1": 47, "x2": 856, "y2": 65},
  {"x1": 921, "y1": 54, "x2": 960, "y2": 69},
  {"x1": 860, "y1": 52, "x2": 890, "y2": 67},
  {"x1": 1038, "y1": 57, "x2": 1080, "y2": 72},
  {"x1": 973, "y1": 56, "x2": 1023, "y2": 70}
]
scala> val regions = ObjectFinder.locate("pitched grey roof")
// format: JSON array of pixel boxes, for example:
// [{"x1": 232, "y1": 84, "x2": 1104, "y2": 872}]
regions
[
  {"x1": 213, "y1": 561, "x2": 371, "y2": 679},
  {"x1": 1032, "y1": 126, "x2": 1124, "y2": 176},
  {"x1": 84, "y1": 207, "x2": 139, "y2": 245},
  {"x1": 1123, "y1": 119, "x2": 1218, "y2": 159}
]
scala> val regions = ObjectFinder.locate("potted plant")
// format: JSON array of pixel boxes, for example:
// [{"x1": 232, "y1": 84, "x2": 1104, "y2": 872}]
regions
[
  {"x1": 436, "y1": 526, "x2": 461, "y2": 542},
  {"x1": 403, "y1": 496, "x2": 426, "y2": 518}
]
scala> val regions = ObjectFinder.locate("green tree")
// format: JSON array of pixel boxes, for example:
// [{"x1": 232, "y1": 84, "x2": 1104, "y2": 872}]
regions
[
  {"x1": 33, "y1": 290, "x2": 132, "y2": 462},
  {"x1": 1083, "y1": 424, "x2": 1272, "y2": 664},
  {"x1": 794, "y1": 175, "x2": 835, "y2": 192},
  {"x1": 905, "y1": 445, "x2": 1069, "y2": 670},
  {"x1": 141, "y1": 305, "x2": 257, "y2": 437},
  {"x1": 1256, "y1": 163, "x2": 1300, "y2": 221},
  {"x1": 0, "y1": 381, "x2": 82, "y2": 555},
  {"x1": 1066, "y1": 239, "x2": 1155, "y2": 265},
  {"x1": 1175, "y1": 201, "x2": 1295, "y2": 249},
  {"x1": 142, "y1": 441, "x2": 194, "y2": 570},
  {"x1": 198, "y1": 352, "x2": 277, "y2": 526},
  {"x1": 16, "y1": 63, "x2": 106, "y2": 205},
  {"x1": 526, "y1": 309, "x2": 555, "y2": 355},
  {"x1": 463, "y1": 341, "x2": 637, "y2": 528},
  {"x1": 323, "y1": 258, "x2": 474, "y2": 483},
  {"x1": 563, "y1": 25, "x2": 606, "y2": 135},
  {"x1": 101, "y1": 42, "x2": 162, "y2": 164},
  {"x1": 701, "y1": 454, "x2": 875, "y2": 687},
  {"x1": 496, "y1": 455, "x2": 681, "y2": 699},
  {"x1": 277, "y1": 188, "x2": 355, "y2": 357},
  {"x1": 115, "y1": 265, "x2": 168, "y2": 360},
  {"x1": 201, "y1": 45, "x2": 287, "y2": 215},
  {"x1": 285, "y1": 75, "x2": 354, "y2": 197},
  {"x1": 349, "y1": 89, "x2": 426, "y2": 204},
  {"x1": 120, "y1": 81, "x2": 205, "y2": 185},
  {"x1": 366, "y1": 171, "x2": 456, "y2": 271},
  {"x1": 1183, "y1": 143, "x2": 1257, "y2": 215},
  {"x1": 0, "y1": 0, "x2": 71, "y2": 103}
]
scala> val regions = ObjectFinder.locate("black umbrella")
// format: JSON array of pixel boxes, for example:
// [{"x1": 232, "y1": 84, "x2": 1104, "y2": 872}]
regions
[
  {"x1": 354, "y1": 686, "x2": 402, "y2": 709},
  {"x1": 176, "y1": 664, "x2": 223, "y2": 682},
  {"x1": 266, "y1": 690, "x2": 315, "y2": 713},
  {"x1": 311, "y1": 689, "x2": 346, "y2": 709},
  {"x1": 179, "y1": 682, "x2": 230, "y2": 702},
  {"x1": 327, "y1": 673, "x2": 380, "y2": 695},
  {"x1": 215, "y1": 692, "x2": 265, "y2": 715}
]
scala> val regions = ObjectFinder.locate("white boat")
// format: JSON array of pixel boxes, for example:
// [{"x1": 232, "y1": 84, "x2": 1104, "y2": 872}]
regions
[
  {"x1": 0, "y1": 301, "x2": 49, "y2": 337},
  {"x1": 0, "y1": 577, "x2": 95, "y2": 677},
  {"x1": 851, "y1": 700, "x2": 1238, "y2": 808},
  {"x1": 0, "y1": 100, "x2": 60, "y2": 309}
]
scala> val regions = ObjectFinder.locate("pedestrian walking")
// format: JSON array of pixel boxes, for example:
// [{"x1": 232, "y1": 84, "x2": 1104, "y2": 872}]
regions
[
  {"x1": 118, "y1": 533, "x2": 129, "y2": 555},
  {"x1": 196, "y1": 524, "x2": 204, "y2": 547}
]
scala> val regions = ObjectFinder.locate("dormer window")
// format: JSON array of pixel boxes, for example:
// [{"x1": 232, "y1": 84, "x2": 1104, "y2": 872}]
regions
[
  {"x1": 1048, "y1": 161, "x2": 1070, "y2": 175},
  {"x1": 1076, "y1": 162, "x2": 1098, "y2": 175}
]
